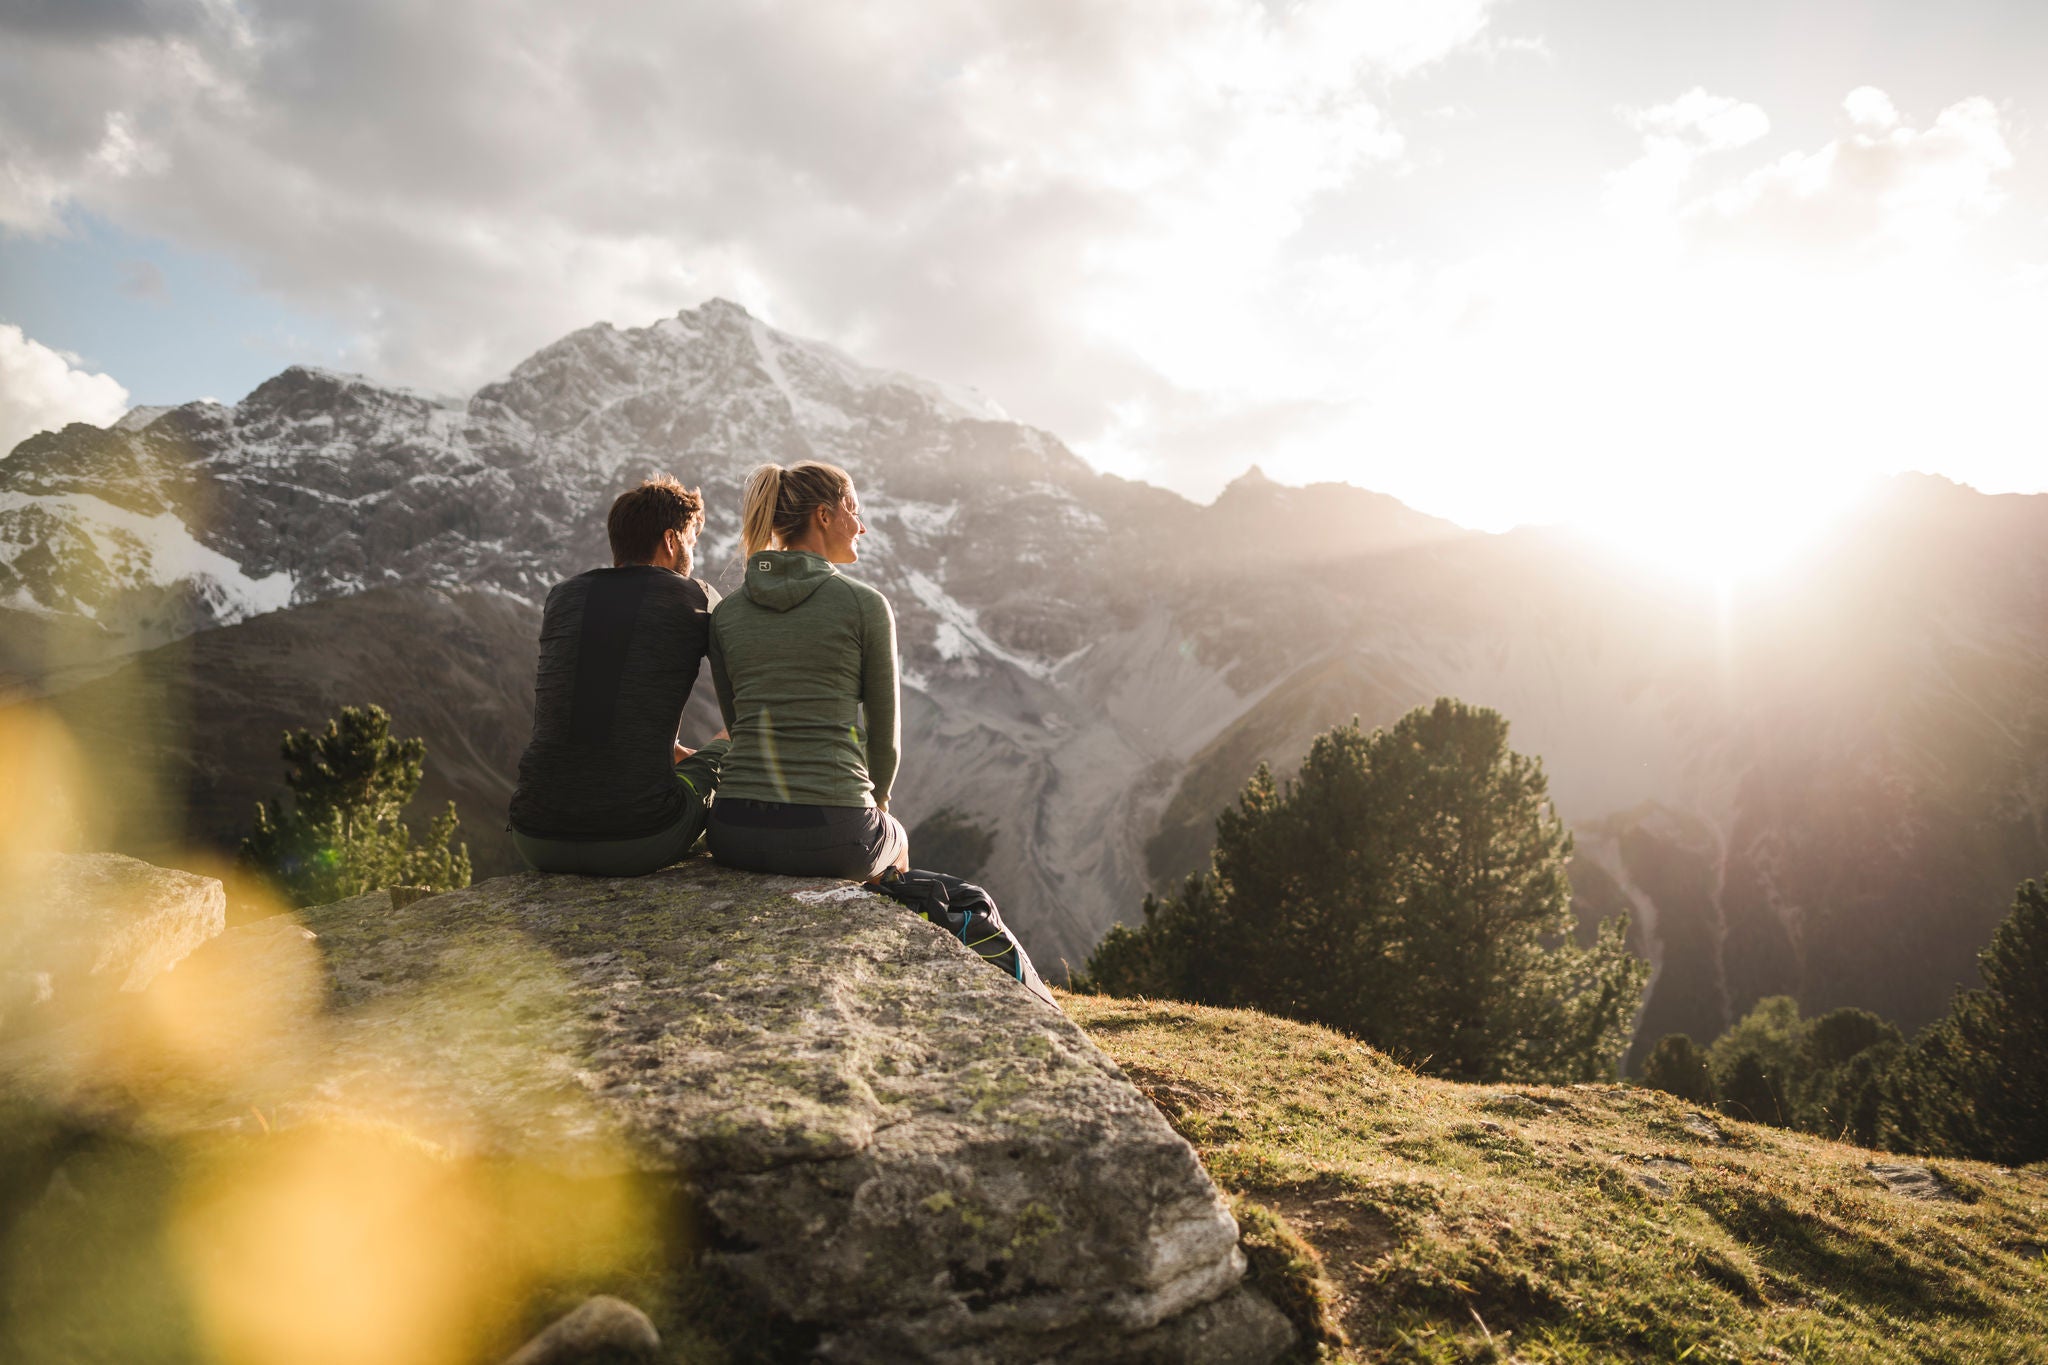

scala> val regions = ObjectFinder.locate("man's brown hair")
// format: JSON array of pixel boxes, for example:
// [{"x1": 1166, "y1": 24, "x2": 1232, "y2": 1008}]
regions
[{"x1": 608, "y1": 476, "x2": 705, "y2": 565}]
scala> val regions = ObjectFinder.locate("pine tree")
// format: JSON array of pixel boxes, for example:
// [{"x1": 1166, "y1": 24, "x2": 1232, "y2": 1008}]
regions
[
  {"x1": 1639, "y1": 1033, "x2": 1714, "y2": 1103},
  {"x1": 1945, "y1": 875, "x2": 2048, "y2": 1165},
  {"x1": 1705, "y1": 995, "x2": 1804, "y2": 1125},
  {"x1": 1086, "y1": 699, "x2": 1648, "y2": 1083},
  {"x1": 241, "y1": 704, "x2": 471, "y2": 907}
]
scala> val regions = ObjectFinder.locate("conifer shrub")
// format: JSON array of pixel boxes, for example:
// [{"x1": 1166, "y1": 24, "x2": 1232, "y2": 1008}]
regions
[
  {"x1": 1086, "y1": 698, "x2": 1648, "y2": 1083},
  {"x1": 241, "y1": 703, "x2": 471, "y2": 907},
  {"x1": 1638, "y1": 1034, "x2": 1713, "y2": 1103},
  {"x1": 1637, "y1": 876, "x2": 2048, "y2": 1165},
  {"x1": 1933, "y1": 875, "x2": 2048, "y2": 1162}
]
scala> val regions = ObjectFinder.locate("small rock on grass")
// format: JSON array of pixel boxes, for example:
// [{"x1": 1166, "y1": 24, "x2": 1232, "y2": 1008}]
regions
[
  {"x1": 501, "y1": 1296, "x2": 661, "y2": 1365},
  {"x1": 1865, "y1": 1162, "x2": 1964, "y2": 1203},
  {"x1": 1679, "y1": 1112, "x2": 1727, "y2": 1144},
  {"x1": 1636, "y1": 1157, "x2": 1693, "y2": 1198}
]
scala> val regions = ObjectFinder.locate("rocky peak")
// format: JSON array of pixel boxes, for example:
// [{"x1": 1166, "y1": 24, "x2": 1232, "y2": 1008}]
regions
[
  {"x1": 695, "y1": 294, "x2": 755, "y2": 322},
  {"x1": 471, "y1": 299, "x2": 1010, "y2": 469},
  {"x1": 1201, "y1": 464, "x2": 1469, "y2": 566},
  {"x1": 242, "y1": 365, "x2": 383, "y2": 417}
]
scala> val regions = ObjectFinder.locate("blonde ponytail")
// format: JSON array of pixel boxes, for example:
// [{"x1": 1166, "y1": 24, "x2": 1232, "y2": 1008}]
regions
[
  {"x1": 739, "y1": 460, "x2": 854, "y2": 557},
  {"x1": 741, "y1": 463, "x2": 785, "y2": 557}
]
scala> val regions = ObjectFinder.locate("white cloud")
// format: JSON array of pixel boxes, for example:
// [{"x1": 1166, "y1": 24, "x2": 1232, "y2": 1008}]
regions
[
  {"x1": 1236, "y1": 84, "x2": 2039, "y2": 572},
  {"x1": 1605, "y1": 88, "x2": 1770, "y2": 222},
  {"x1": 1843, "y1": 86, "x2": 1900, "y2": 131},
  {"x1": 1634, "y1": 88, "x2": 1773, "y2": 151},
  {"x1": 1701, "y1": 91, "x2": 2013, "y2": 252},
  {"x1": 0, "y1": 325, "x2": 130, "y2": 454},
  {"x1": 0, "y1": 0, "x2": 1496, "y2": 460}
]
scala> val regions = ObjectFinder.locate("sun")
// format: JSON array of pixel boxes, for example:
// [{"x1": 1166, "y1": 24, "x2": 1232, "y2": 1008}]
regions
[{"x1": 1563, "y1": 469, "x2": 1872, "y2": 589}]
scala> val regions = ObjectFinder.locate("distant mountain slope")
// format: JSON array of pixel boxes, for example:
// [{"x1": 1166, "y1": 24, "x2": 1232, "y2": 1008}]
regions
[
  {"x1": 6, "y1": 301, "x2": 2044, "y2": 1052},
  {"x1": 1145, "y1": 478, "x2": 2048, "y2": 1054},
  {"x1": 26, "y1": 586, "x2": 574, "y2": 883},
  {"x1": 1, "y1": 299, "x2": 1466, "y2": 973}
]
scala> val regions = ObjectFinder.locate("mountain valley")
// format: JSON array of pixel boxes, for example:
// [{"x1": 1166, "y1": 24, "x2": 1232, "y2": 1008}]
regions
[{"x1": 5, "y1": 300, "x2": 2044, "y2": 1052}]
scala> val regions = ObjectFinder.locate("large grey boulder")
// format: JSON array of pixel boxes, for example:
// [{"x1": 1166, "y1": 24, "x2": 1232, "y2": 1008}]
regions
[
  {"x1": 0, "y1": 853, "x2": 225, "y2": 1032},
  {"x1": 7, "y1": 861, "x2": 1290, "y2": 1364}
]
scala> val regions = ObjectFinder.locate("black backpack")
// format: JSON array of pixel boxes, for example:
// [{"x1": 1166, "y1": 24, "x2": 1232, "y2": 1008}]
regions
[{"x1": 875, "y1": 869, "x2": 1057, "y2": 1008}]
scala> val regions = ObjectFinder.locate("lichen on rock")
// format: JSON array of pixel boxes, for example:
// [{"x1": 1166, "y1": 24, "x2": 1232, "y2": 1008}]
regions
[{"x1": 4, "y1": 858, "x2": 1291, "y2": 1363}]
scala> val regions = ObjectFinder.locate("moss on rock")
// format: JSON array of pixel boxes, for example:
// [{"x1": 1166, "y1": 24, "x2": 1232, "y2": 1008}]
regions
[{"x1": 4, "y1": 859, "x2": 1293, "y2": 1364}]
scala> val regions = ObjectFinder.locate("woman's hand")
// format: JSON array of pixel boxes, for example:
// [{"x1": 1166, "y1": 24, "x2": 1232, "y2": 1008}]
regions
[{"x1": 673, "y1": 742, "x2": 695, "y2": 764}]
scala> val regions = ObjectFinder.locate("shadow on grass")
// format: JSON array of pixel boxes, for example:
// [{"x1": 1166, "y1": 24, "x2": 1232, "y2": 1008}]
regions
[{"x1": 1694, "y1": 1183, "x2": 1988, "y2": 1319}]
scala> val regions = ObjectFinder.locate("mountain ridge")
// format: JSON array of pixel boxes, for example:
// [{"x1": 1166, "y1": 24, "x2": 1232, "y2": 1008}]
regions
[{"x1": 4, "y1": 301, "x2": 2044, "y2": 1055}]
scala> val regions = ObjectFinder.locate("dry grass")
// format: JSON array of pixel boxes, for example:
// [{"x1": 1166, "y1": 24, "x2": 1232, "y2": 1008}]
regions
[{"x1": 1065, "y1": 992, "x2": 2048, "y2": 1364}]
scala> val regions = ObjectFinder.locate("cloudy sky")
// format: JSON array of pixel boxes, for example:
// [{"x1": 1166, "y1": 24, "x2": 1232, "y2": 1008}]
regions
[{"x1": 2, "y1": 0, "x2": 2043, "y2": 574}]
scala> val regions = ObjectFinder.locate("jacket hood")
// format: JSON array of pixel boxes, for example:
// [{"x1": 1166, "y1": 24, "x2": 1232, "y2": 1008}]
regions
[{"x1": 742, "y1": 549, "x2": 839, "y2": 611}]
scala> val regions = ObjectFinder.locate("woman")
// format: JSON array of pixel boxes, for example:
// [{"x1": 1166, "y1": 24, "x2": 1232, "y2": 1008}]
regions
[{"x1": 705, "y1": 460, "x2": 910, "y2": 881}]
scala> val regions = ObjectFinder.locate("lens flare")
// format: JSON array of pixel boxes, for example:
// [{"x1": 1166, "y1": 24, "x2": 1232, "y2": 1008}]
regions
[
  {"x1": 0, "y1": 703, "x2": 95, "y2": 891},
  {"x1": 5, "y1": 908, "x2": 664, "y2": 1363}
]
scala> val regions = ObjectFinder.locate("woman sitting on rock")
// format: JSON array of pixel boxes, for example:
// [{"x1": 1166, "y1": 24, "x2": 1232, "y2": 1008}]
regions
[
  {"x1": 705, "y1": 460, "x2": 910, "y2": 880},
  {"x1": 708, "y1": 461, "x2": 1056, "y2": 1006}
]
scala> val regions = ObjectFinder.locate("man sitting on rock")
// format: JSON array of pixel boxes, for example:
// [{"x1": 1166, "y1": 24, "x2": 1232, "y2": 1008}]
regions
[{"x1": 508, "y1": 476, "x2": 729, "y2": 875}]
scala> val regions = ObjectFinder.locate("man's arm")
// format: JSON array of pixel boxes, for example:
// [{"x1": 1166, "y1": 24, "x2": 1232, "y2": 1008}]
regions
[{"x1": 677, "y1": 579, "x2": 723, "y2": 762}]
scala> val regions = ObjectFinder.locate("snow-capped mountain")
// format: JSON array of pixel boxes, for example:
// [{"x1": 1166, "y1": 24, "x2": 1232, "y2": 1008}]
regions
[
  {"x1": 6, "y1": 300, "x2": 2043, "y2": 1053},
  {"x1": 3, "y1": 299, "x2": 1465, "y2": 970}
]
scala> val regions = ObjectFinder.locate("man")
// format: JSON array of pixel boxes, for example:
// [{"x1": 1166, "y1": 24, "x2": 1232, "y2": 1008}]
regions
[{"x1": 508, "y1": 476, "x2": 728, "y2": 875}]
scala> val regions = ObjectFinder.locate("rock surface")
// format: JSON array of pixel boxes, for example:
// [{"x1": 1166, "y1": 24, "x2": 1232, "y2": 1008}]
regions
[
  {"x1": 502, "y1": 1296, "x2": 662, "y2": 1365},
  {"x1": 1866, "y1": 1161, "x2": 1965, "y2": 1203},
  {"x1": 7, "y1": 861, "x2": 1291, "y2": 1363},
  {"x1": 1, "y1": 853, "x2": 225, "y2": 1031}
]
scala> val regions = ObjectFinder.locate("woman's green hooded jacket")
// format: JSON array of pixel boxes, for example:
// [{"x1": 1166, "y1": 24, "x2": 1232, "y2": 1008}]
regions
[{"x1": 708, "y1": 549, "x2": 900, "y2": 807}]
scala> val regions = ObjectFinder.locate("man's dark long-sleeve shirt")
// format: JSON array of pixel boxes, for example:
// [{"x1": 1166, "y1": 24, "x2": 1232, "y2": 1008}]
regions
[{"x1": 509, "y1": 566, "x2": 718, "y2": 841}]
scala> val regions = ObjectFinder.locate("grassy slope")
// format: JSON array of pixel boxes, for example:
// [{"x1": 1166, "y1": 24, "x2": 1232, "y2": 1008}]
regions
[{"x1": 1063, "y1": 993, "x2": 2048, "y2": 1365}]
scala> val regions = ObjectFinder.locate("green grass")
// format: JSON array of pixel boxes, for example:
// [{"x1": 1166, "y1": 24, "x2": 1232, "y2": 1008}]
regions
[{"x1": 1064, "y1": 992, "x2": 2048, "y2": 1365}]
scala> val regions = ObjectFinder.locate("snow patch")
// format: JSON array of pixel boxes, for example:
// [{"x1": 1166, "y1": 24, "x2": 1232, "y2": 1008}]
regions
[
  {"x1": 6, "y1": 584, "x2": 57, "y2": 615},
  {"x1": 933, "y1": 621, "x2": 974, "y2": 662},
  {"x1": 115, "y1": 406, "x2": 172, "y2": 433},
  {"x1": 0, "y1": 491, "x2": 295, "y2": 624},
  {"x1": 902, "y1": 568, "x2": 1048, "y2": 679},
  {"x1": 756, "y1": 319, "x2": 1008, "y2": 424},
  {"x1": 891, "y1": 500, "x2": 960, "y2": 538},
  {"x1": 750, "y1": 318, "x2": 854, "y2": 432}
]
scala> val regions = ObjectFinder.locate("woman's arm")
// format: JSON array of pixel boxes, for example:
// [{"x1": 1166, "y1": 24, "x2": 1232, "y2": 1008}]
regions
[
  {"x1": 859, "y1": 587, "x2": 901, "y2": 808},
  {"x1": 708, "y1": 620, "x2": 739, "y2": 734}
]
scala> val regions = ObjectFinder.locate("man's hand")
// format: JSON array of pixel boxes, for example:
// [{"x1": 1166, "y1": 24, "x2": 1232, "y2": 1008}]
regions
[{"x1": 673, "y1": 742, "x2": 695, "y2": 765}]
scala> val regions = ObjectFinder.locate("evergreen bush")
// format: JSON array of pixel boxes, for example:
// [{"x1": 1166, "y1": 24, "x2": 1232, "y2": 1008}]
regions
[{"x1": 241, "y1": 703, "x2": 471, "y2": 907}]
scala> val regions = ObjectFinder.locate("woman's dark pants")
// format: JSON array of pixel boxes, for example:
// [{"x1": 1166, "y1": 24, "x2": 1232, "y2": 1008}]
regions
[{"x1": 706, "y1": 798, "x2": 908, "y2": 881}]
